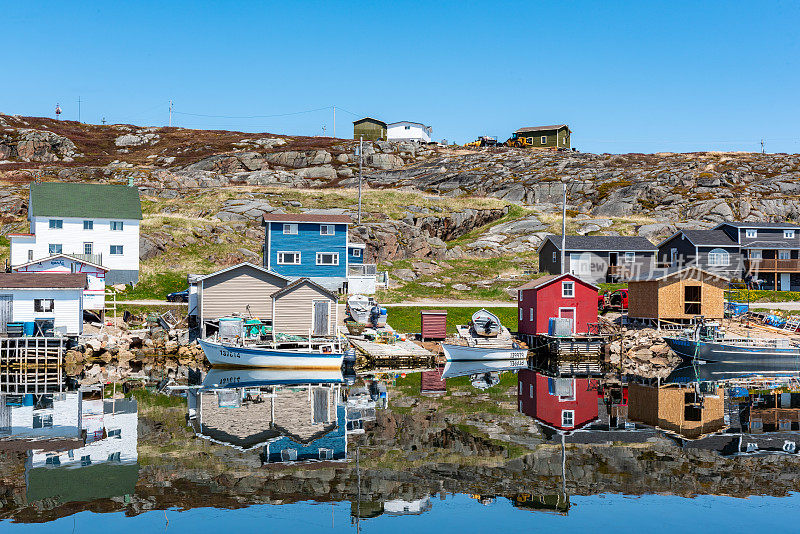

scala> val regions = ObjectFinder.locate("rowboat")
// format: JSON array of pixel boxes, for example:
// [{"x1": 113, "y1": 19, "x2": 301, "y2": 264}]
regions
[
  {"x1": 441, "y1": 342, "x2": 527, "y2": 361},
  {"x1": 471, "y1": 308, "x2": 501, "y2": 337},
  {"x1": 198, "y1": 338, "x2": 344, "y2": 369}
]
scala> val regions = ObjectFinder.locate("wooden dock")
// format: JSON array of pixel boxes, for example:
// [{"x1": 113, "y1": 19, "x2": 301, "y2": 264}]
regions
[{"x1": 0, "y1": 337, "x2": 66, "y2": 394}]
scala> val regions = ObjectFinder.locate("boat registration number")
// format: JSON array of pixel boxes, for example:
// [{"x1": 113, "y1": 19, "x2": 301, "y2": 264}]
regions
[
  {"x1": 508, "y1": 351, "x2": 527, "y2": 359},
  {"x1": 220, "y1": 349, "x2": 241, "y2": 359}
]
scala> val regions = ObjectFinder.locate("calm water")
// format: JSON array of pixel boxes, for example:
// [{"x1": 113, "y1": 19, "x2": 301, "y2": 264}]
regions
[{"x1": 1, "y1": 362, "x2": 799, "y2": 531}]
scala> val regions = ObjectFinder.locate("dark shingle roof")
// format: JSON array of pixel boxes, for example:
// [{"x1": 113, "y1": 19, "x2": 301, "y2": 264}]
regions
[
  {"x1": 0, "y1": 273, "x2": 86, "y2": 289},
  {"x1": 514, "y1": 124, "x2": 569, "y2": 134},
  {"x1": 680, "y1": 230, "x2": 737, "y2": 247},
  {"x1": 627, "y1": 265, "x2": 729, "y2": 282},
  {"x1": 718, "y1": 221, "x2": 800, "y2": 229},
  {"x1": 740, "y1": 241, "x2": 800, "y2": 249},
  {"x1": 261, "y1": 214, "x2": 352, "y2": 224},
  {"x1": 30, "y1": 183, "x2": 142, "y2": 220},
  {"x1": 545, "y1": 235, "x2": 657, "y2": 252}
]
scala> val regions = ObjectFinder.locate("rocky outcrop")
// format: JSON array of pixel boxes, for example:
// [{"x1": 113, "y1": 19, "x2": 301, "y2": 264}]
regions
[{"x1": 0, "y1": 128, "x2": 82, "y2": 162}]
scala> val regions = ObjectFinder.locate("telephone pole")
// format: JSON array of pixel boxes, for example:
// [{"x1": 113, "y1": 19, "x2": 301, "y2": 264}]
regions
[
  {"x1": 333, "y1": 106, "x2": 336, "y2": 138},
  {"x1": 77, "y1": 96, "x2": 81, "y2": 123},
  {"x1": 761, "y1": 138, "x2": 765, "y2": 154},
  {"x1": 169, "y1": 100, "x2": 173, "y2": 127},
  {"x1": 560, "y1": 181, "x2": 567, "y2": 274},
  {"x1": 358, "y1": 136, "x2": 363, "y2": 224}
]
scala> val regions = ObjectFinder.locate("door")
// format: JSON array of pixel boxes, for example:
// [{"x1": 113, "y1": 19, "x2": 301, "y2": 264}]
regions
[
  {"x1": 569, "y1": 253, "x2": 591, "y2": 277},
  {"x1": 558, "y1": 307, "x2": 576, "y2": 333},
  {"x1": 670, "y1": 248, "x2": 678, "y2": 266},
  {"x1": 609, "y1": 252, "x2": 618, "y2": 266},
  {"x1": 0, "y1": 295, "x2": 11, "y2": 334},
  {"x1": 312, "y1": 300, "x2": 330, "y2": 336},
  {"x1": 781, "y1": 273, "x2": 790, "y2": 291}
]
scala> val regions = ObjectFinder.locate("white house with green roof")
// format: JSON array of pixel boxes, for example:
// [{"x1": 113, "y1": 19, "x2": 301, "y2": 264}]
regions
[{"x1": 9, "y1": 182, "x2": 142, "y2": 285}]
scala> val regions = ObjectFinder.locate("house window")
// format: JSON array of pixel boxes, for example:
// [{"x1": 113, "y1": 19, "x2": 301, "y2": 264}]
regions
[
  {"x1": 785, "y1": 230, "x2": 795, "y2": 239},
  {"x1": 624, "y1": 251, "x2": 636, "y2": 263},
  {"x1": 84, "y1": 242, "x2": 93, "y2": 255},
  {"x1": 33, "y1": 414, "x2": 53, "y2": 428},
  {"x1": 746, "y1": 229, "x2": 757, "y2": 238},
  {"x1": 83, "y1": 220, "x2": 93, "y2": 230},
  {"x1": 541, "y1": 136, "x2": 547, "y2": 144},
  {"x1": 27, "y1": 249, "x2": 33, "y2": 261},
  {"x1": 561, "y1": 410, "x2": 575, "y2": 428},
  {"x1": 779, "y1": 250, "x2": 791, "y2": 260},
  {"x1": 352, "y1": 248, "x2": 361, "y2": 258},
  {"x1": 48, "y1": 219, "x2": 63, "y2": 229},
  {"x1": 526, "y1": 137, "x2": 534, "y2": 144},
  {"x1": 281, "y1": 449, "x2": 298, "y2": 461},
  {"x1": 110, "y1": 221, "x2": 124, "y2": 231},
  {"x1": 110, "y1": 245, "x2": 124, "y2": 255},
  {"x1": 519, "y1": 308, "x2": 523, "y2": 320},
  {"x1": 529, "y1": 308, "x2": 534, "y2": 321},
  {"x1": 283, "y1": 224, "x2": 298, "y2": 235},
  {"x1": 562, "y1": 281, "x2": 574, "y2": 298},
  {"x1": 108, "y1": 452, "x2": 121, "y2": 462},
  {"x1": 45, "y1": 454, "x2": 61, "y2": 466},
  {"x1": 81, "y1": 455, "x2": 92, "y2": 466},
  {"x1": 404, "y1": 125, "x2": 411, "y2": 130},
  {"x1": 277, "y1": 251, "x2": 301, "y2": 265},
  {"x1": 316, "y1": 252, "x2": 339, "y2": 265},
  {"x1": 108, "y1": 428, "x2": 122, "y2": 439},
  {"x1": 684, "y1": 286, "x2": 701, "y2": 315},
  {"x1": 552, "y1": 251, "x2": 557, "y2": 262},
  {"x1": 529, "y1": 384, "x2": 534, "y2": 399},
  {"x1": 48, "y1": 244, "x2": 62, "y2": 254},
  {"x1": 518, "y1": 382, "x2": 522, "y2": 394},
  {"x1": 34, "y1": 299, "x2": 54, "y2": 312},
  {"x1": 319, "y1": 448, "x2": 333, "y2": 460},
  {"x1": 707, "y1": 248, "x2": 730, "y2": 266},
  {"x1": 320, "y1": 224, "x2": 335, "y2": 236}
]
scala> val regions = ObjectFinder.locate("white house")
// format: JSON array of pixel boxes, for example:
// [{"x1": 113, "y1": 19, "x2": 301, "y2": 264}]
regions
[
  {"x1": 9, "y1": 182, "x2": 142, "y2": 285},
  {"x1": 12, "y1": 254, "x2": 108, "y2": 310},
  {"x1": 386, "y1": 121, "x2": 433, "y2": 143},
  {"x1": 0, "y1": 273, "x2": 86, "y2": 335},
  {"x1": 1, "y1": 391, "x2": 82, "y2": 441}
]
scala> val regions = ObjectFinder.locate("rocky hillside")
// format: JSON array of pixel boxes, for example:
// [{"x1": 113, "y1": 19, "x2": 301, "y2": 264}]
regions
[{"x1": 1, "y1": 113, "x2": 799, "y2": 298}]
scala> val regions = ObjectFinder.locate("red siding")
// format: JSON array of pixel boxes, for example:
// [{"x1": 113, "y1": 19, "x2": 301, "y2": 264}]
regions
[
  {"x1": 421, "y1": 310, "x2": 447, "y2": 340},
  {"x1": 517, "y1": 370, "x2": 599, "y2": 431},
  {"x1": 518, "y1": 274, "x2": 598, "y2": 335}
]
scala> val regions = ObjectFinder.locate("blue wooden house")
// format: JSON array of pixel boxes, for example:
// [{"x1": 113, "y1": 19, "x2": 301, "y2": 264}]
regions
[
  {"x1": 262, "y1": 214, "x2": 369, "y2": 292},
  {"x1": 261, "y1": 404, "x2": 347, "y2": 463}
]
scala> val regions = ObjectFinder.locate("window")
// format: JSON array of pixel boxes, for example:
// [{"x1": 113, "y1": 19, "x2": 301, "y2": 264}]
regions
[
  {"x1": 404, "y1": 125, "x2": 411, "y2": 130},
  {"x1": 107, "y1": 452, "x2": 121, "y2": 462},
  {"x1": 519, "y1": 401, "x2": 523, "y2": 412},
  {"x1": 684, "y1": 286, "x2": 701, "y2": 315},
  {"x1": 562, "y1": 281, "x2": 574, "y2": 298},
  {"x1": 84, "y1": 242, "x2": 93, "y2": 255},
  {"x1": 281, "y1": 449, "x2": 298, "y2": 461},
  {"x1": 45, "y1": 454, "x2": 61, "y2": 466},
  {"x1": 110, "y1": 221, "x2": 124, "y2": 231},
  {"x1": 108, "y1": 428, "x2": 122, "y2": 439},
  {"x1": 33, "y1": 414, "x2": 53, "y2": 428},
  {"x1": 316, "y1": 252, "x2": 339, "y2": 265},
  {"x1": 561, "y1": 410, "x2": 575, "y2": 428},
  {"x1": 519, "y1": 308, "x2": 523, "y2": 320},
  {"x1": 746, "y1": 229, "x2": 757, "y2": 238},
  {"x1": 319, "y1": 448, "x2": 333, "y2": 460},
  {"x1": 785, "y1": 230, "x2": 795, "y2": 239},
  {"x1": 352, "y1": 248, "x2": 361, "y2": 257},
  {"x1": 541, "y1": 136, "x2": 547, "y2": 144},
  {"x1": 34, "y1": 299, "x2": 54, "y2": 312},
  {"x1": 83, "y1": 220, "x2": 93, "y2": 230},
  {"x1": 518, "y1": 382, "x2": 522, "y2": 394},
  {"x1": 624, "y1": 251, "x2": 636, "y2": 263},
  {"x1": 283, "y1": 223, "x2": 298, "y2": 235},
  {"x1": 48, "y1": 219, "x2": 63, "y2": 229},
  {"x1": 27, "y1": 249, "x2": 33, "y2": 261},
  {"x1": 277, "y1": 251, "x2": 301, "y2": 264},
  {"x1": 529, "y1": 384, "x2": 534, "y2": 399},
  {"x1": 110, "y1": 245, "x2": 124, "y2": 255},
  {"x1": 526, "y1": 137, "x2": 534, "y2": 144},
  {"x1": 707, "y1": 248, "x2": 730, "y2": 266},
  {"x1": 320, "y1": 224, "x2": 335, "y2": 236},
  {"x1": 779, "y1": 250, "x2": 791, "y2": 260},
  {"x1": 48, "y1": 244, "x2": 62, "y2": 254},
  {"x1": 529, "y1": 308, "x2": 534, "y2": 321},
  {"x1": 80, "y1": 455, "x2": 92, "y2": 466},
  {"x1": 552, "y1": 251, "x2": 557, "y2": 262}
]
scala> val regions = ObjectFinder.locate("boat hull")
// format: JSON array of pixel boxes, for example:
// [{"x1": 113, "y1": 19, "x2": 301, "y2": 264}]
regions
[
  {"x1": 203, "y1": 367, "x2": 344, "y2": 388},
  {"x1": 663, "y1": 336, "x2": 800, "y2": 364},
  {"x1": 199, "y1": 339, "x2": 344, "y2": 369},
  {"x1": 442, "y1": 343, "x2": 527, "y2": 362}
]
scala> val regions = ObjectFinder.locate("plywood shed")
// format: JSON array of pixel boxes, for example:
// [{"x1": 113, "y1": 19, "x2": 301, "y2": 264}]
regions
[
  {"x1": 628, "y1": 382, "x2": 725, "y2": 440},
  {"x1": 627, "y1": 266, "x2": 728, "y2": 326},
  {"x1": 421, "y1": 310, "x2": 447, "y2": 341}
]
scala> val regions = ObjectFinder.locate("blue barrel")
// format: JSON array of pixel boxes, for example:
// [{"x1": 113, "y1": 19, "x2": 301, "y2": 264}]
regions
[{"x1": 23, "y1": 322, "x2": 35, "y2": 336}]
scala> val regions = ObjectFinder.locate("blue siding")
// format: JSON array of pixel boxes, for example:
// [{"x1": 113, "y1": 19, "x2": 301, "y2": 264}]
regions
[
  {"x1": 268, "y1": 222, "x2": 348, "y2": 278},
  {"x1": 262, "y1": 405, "x2": 346, "y2": 463},
  {"x1": 348, "y1": 246, "x2": 364, "y2": 265}
]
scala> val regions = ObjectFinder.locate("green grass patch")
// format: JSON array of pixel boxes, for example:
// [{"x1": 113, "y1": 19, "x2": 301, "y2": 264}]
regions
[
  {"x1": 117, "y1": 270, "x2": 188, "y2": 300},
  {"x1": 130, "y1": 388, "x2": 187, "y2": 409},
  {"x1": 728, "y1": 289, "x2": 800, "y2": 303},
  {"x1": 597, "y1": 282, "x2": 627, "y2": 292},
  {"x1": 385, "y1": 306, "x2": 518, "y2": 334}
]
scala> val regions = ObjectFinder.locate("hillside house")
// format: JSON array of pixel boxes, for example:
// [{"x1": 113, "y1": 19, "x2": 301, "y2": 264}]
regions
[
  {"x1": 387, "y1": 121, "x2": 433, "y2": 143},
  {"x1": 353, "y1": 117, "x2": 387, "y2": 141},
  {"x1": 12, "y1": 254, "x2": 108, "y2": 310},
  {"x1": 262, "y1": 214, "x2": 376, "y2": 293},
  {"x1": 0, "y1": 273, "x2": 86, "y2": 335},
  {"x1": 517, "y1": 370, "x2": 599, "y2": 432},
  {"x1": 516, "y1": 274, "x2": 598, "y2": 342},
  {"x1": 628, "y1": 382, "x2": 725, "y2": 440},
  {"x1": 9, "y1": 182, "x2": 142, "y2": 285},
  {"x1": 626, "y1": 266, "x2": 727, "y2": 326},
  {"x1": 511, "y1": 124, "x2": 571, "y2": 149},
  {"x1": 538, "y1": 235, "x2": 657, "y2": 284}
]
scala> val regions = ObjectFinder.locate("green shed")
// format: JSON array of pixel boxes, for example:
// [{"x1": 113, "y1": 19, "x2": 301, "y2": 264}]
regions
[
  {"x1": 511, "y1": 124, "x2": 571, "y2": 149},
  {"x1": 353, "y1": 117, "x2": 387, "y2": 141}
]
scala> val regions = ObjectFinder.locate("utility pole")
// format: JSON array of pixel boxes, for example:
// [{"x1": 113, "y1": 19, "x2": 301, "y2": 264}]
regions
[
  {"x1": 560, "y1": 181, "x2": 567, "y2": 274},
  {"x1": 761, "y1": 138, "x2": 765, "y2": 154},
  {"x1": 358, "y1": 136, "x2": 363, "y2": 225},
  {"x1": 101, "y1": 117, "x2": 106, "y2": 125},
  {"x1": 77, "y1": 96, "x2": 81, "y2": 123},
  {"x1": 169, "y1": 100, "x2": 173, "y2": 127},
  {"x1": 333, "y1": 106, "x2": 336, "y2": 138}
]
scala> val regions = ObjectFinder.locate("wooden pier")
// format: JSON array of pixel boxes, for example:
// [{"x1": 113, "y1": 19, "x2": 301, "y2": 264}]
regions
[{"x1": 0, "y1": 337, "x2": 66, "y2": 394}]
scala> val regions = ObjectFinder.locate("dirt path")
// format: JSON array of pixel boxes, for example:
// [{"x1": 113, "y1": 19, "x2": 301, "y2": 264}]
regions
[
  {"x1": 386, "y1": 299, "x2": 516, "y2": 307},
  {"x1": 114, "y1": 300, "x2": 187, "y2": 306}
]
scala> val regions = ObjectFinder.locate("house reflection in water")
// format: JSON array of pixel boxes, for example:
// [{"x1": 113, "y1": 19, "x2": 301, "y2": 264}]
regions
[
  {"x1": 628, "y1": 382, "x2": 726, "y2": 440},
  {"x1": 517, "y1": 370, "x2": 600, "y2": 432}
]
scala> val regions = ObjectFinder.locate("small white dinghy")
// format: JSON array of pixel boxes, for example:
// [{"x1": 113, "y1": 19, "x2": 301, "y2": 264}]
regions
[
  {"x1": 441, "y1": 343, "x2": 527, "y2": 361},
  {"x1": 347, "y1": 294, "x2": 372, "y2": 324},
  {"x1": 471, "y1": 308, "x2": 501, "y2": 337}
]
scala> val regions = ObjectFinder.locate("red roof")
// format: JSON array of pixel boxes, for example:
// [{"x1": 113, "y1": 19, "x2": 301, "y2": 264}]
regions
[
  {"x1": 0, "y1": 273, "x2": 87, "y2": 289},
  {"x1": 517, "y1": 273, "x2": 598, "y2": 291},
  {"x1": 261, "y1": 214, "x2": 352, "y2": 224},
  {"x1": 8, "y1": 233, "x2": 34, "y2": 237}
]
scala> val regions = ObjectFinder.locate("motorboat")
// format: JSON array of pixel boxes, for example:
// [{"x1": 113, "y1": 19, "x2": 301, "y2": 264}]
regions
[
  {"x1": 663, "y1": 321, "x2": 800, "y2": 364},
  {"x1": 471, "y1": 308, "x2": 501, "y2": 337},
  {"x1": 199, "y1": 338, "x2": 344, "y2": 369},
  {"x1": 203, "y1": 367, "x2": 345, "y2": 388},
  {"x1": 441, "y1": 342, "x2": 526, "y2": 361},
  {"x1": 347, "y1": 294, "x2": 372, "y2": 324}
]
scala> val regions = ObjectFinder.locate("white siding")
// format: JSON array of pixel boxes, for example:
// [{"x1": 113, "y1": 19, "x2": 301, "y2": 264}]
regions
[
  {"x1": 8, "y1": 392, "x2": 81, "y2": 439},
  {"x1": 13, "y1": 257, "x2": 107, "y2": 309},
  {"x1": 1, "y1": 288, "x2": 84, "y2": 335},
  {"x1": 272, "y1": 283, "x2": 336, "y2": 336},
  {"x1": 386, "y1": 123, "x2": 432, "y2": 143}
]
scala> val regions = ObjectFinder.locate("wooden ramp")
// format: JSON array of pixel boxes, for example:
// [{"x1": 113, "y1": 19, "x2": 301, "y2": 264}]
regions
[{"x1": 348, "y1": 337, "x2": 433, "y2": 359}]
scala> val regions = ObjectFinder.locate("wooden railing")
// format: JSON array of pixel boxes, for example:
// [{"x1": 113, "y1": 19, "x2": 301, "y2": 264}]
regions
[{"x1": 745, "y1": 258, "x2": 800, "y2": 272}]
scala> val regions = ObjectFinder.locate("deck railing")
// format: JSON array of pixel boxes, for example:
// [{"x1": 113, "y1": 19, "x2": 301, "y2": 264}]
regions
[
  {"x1": 348, "y1": 264, "x2": 378, "y2": 276},
  {"x1": 745, "y1": 258, "x2": 800, "y2": 272}
]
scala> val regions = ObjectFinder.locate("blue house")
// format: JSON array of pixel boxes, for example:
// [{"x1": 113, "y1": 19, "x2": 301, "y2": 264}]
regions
[
  {"x1": 262, "y1": 404, "x2": 347, "y2": 463},
  {"x1": 262, "y1": 214, "x2": 370, "y2": 292}
]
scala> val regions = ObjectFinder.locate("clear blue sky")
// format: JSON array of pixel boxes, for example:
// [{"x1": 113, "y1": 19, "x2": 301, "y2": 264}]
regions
[{"x1": 2, "y1": 1, "x2": 798, "y2": 153}]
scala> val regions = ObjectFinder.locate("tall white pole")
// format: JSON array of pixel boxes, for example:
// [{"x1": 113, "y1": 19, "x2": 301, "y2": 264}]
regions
[
  {"x1": 169, "y1": 100, "x2": 173, "y2": 127},
  {"x1": 358, "y1": 135, "x2": 363, "y2": 225},
  {"x1": 77, "y1": 96, "x2": 81, "y2": 123},
  {"x1": 561, "y1": 182, "x2": 567, "y2": 274},
  {"x1": 333, "y1": 106, "x2": 336, "y2": 138}
]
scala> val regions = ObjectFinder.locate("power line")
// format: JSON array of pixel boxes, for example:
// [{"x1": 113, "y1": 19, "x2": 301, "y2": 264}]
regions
[{"x1": 172, "y1": 106, "x2": 334, "y2": 119}]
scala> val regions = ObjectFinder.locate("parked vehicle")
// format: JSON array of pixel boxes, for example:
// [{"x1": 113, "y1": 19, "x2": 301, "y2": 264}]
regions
[
  {"x1": 167, "y1": 288, "x2": 189, "y2": 302},
  {"x1": 599, "y1": 288, "x2": 628, "y2": 311},
  {"x1": 505, "y1": 135, "x2": 533, "y2": 148}
]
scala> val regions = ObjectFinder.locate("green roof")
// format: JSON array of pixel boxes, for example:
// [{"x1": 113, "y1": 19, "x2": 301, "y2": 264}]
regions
[
  {"x1": 30, "y1": 182, "x2": 143, "y2": 220},
  {"x1": 26, "y1": 462, "x2": 140, "y2": 504}
]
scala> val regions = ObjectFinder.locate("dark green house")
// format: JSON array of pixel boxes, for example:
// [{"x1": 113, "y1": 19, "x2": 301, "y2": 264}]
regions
[
  {"x1": 512, "y1": 124, "x2": 571, "y2": 149},
  {"x1": 353, "y1": 117, "x2": 387, "y2": 141}
]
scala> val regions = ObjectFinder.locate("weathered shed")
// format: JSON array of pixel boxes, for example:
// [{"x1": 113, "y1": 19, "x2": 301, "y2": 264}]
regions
[
  {"x1": 627, "y1": 382, "x2": 725, "y2": 439},
  {"x1": 192, "y1": 263, "x2": 290, "y2": 336},
  {"x1": 420, "y1": 309, "x2": 447, "y2": 341},
  {"x1": 353, "y1": 117, "x2": 387, "y2": 141},
  {"x1": 420, "y1": 369, "x2": 446, "y2": 396},
  {"x1": 511, "y1": 124, "x2": 571, "y2": 149},
  {"x1": 271, "y1": 278, "x2": 339, "y2": 337},
  {"x1": 627, "y1": 266, "x2": 728, "y2": 326}
]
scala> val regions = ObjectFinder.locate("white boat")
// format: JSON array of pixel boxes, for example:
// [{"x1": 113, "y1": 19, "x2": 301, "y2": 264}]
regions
[
  {"x1": 199, "y1": 338, "x2": 344, "y2": 369},
  {"x1": 347, "y1": 294, "x2": 372, "y2": 324},
  {"x1": 441, "y1": 342, "x2": 527, "y2": 361},
  {"x1": 471, "y1": 308, "x2": 501, "y2": 337},
  {"x1": 442, "y1": 359, "x2": 527, "y2": 379},
  {"x1": 203, "y1": 367, "x2": 344, "y2": 388}
]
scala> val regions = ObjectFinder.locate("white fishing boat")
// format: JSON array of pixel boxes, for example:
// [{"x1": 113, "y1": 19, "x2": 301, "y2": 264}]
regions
[
  {"x1": 203, "y1": 367, "x2": 345, "y2": 388},
  {"x1": 347, "y1": 294, "x2": 372, "y2": 324},
  {"x1": 441, "y1": 359, "x2": 527, "y2": 379},
  {"x1": 441, "y1": 342, "x2": 527, "y2": 361},
  {"x1": 199, "y1": 338, "x2": 344, "y2": 369},
  {"x1": 471, "y1": 308, "x2": 501, "y2": 337}
]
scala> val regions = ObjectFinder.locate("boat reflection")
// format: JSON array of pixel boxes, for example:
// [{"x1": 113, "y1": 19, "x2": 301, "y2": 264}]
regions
[{"x1": 442, "y1": 359, "x2": 526, "y2": 390}]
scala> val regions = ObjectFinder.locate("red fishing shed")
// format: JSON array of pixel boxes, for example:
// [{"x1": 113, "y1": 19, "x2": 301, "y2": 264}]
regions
[
  {"x1": 517, "y1": 369, "x2": 599, "y2": 432},
  {"x1": 516, "y1": 274, "x2": 598, "y2": 343}
]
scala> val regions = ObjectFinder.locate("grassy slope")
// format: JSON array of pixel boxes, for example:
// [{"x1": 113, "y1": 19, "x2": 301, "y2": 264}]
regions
[{"x1": 385, "y1": 306, "x2": 518, "y2": 334}]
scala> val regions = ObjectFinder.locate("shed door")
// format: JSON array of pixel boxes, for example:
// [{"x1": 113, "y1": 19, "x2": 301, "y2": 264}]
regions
[
  {"x1": 569, "y1": 253, "x2": 591, "y2": 277},
  {"x1": 0, "y1": 295, "x2": 11, "y2": 333},
  {"x1": 313, "y1": 300, "x2": 330, "y2": 336},
  {"x1": 558, "y1": 308, "x2": 576, "y2": 333}
]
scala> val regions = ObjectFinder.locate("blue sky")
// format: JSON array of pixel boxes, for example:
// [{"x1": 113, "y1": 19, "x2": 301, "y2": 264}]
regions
[{"x1": 2, "y1": 1, "x2": 798, "y2": 153}]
